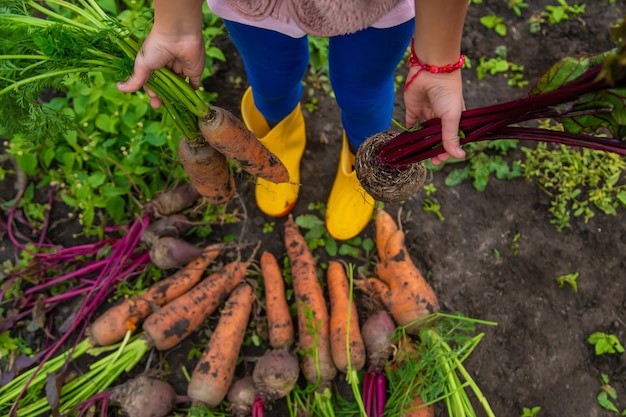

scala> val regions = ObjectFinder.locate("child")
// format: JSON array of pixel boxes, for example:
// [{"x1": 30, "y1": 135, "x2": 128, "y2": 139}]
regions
[{"x1": 118, "y1": 0, "x2": 467, "y2": 240}]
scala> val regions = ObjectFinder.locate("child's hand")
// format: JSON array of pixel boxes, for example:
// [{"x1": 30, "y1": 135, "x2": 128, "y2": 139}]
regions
[
  {"x1": 117, "y1": 30, "x2": 206, "y2": 108},
  {"x1": 403, "y1": 69, "x2": 466, "y2": 166}
]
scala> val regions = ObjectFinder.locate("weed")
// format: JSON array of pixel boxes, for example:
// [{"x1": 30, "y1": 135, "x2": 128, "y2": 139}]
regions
[
  {"x1": 596, "y1": 374, "x2": 626, "y2": 415},
  {"x1": 263, "y1": 221, "x2": 275, "y2": 234},
  {"x1": 588, "y1": 332, "x2": 625, "y2": 355},
  {"x1": 508, "y1": 0, "x2": 529, "y2": 17},
  {"x1": 543, "y1": 0, "x2": 586, "y2": 25},
  {"x1": 555, "y1": 272, "x2": 579, "y2": 293},
  {"x1": 521, "y1": 136, "x2": 626, "y2": 231},
  {"x1": 521, "y1": 406, "x2": 541, "y2": 417},
  {"x1": 480, "y1": 15, "x2": 507, "y2": 37},
  {"x1": 476, "y1": 46, "x2": 528, "y2": 88},
  {"x1": 422, "y1": 198, "x2": 445, "y2": 221},
  {"x1": 430, "y1": 139, "x2": 521, "y2": 192}
]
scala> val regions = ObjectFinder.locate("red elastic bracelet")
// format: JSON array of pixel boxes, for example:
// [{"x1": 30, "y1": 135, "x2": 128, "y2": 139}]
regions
[{"x1": 403, "y1": 39, "x2": 465, "y2": 92}]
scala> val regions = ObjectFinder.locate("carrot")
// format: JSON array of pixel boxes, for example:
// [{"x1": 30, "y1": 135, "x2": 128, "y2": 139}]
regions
[
  {"x1": 283, "y1": 214, "x2": 337, "y2": 386},
  {"x1": 375, "y1": 229, "x2": 439, "y2": 335},
  {"x1": 388, "y1": 337, "x2": 434, "y2": 417},
  {"x1": 178, "y1": 135, "x2": 236, "y2": 204},
  {"x1": 141, "y1": 260, "x2": 249, "y2": 350},
  {"x1": 260, "y1": 251, "x2": 294, "y2": 349},
  {"x1": 187, "y1": 282, "x2": 254, "y2": 407},
  {"x1": 375, "y1": 208, "x2": 399, "y2": 262},
  {"x1": 404, "y1": 396, "x2": 435, "y2": 417},
  {"x1": 198, "y1": 106, "x2": 289, "y2": 183},
  {"x1": 327, "y1": 261, "x2": 365, "y2": 374},
  {"x1": 87, "y1": 243, "x2": 223, "y2": 346}
]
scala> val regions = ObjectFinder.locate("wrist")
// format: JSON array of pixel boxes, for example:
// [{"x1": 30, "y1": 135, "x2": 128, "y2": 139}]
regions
[
  {"x1": 153, "y1": 0, "x2": 204, "y2": 37},
  {"x1": 403, "y1": 38, "x2": 464, "y2": 92}
]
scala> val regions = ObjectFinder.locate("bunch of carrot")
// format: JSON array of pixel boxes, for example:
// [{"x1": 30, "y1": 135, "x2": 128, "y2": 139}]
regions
[
  {"x1": 1, "y1": 237, "x2": 255, "y2": 416},
  {"x1": 360, "y1": 208, "x2": 498, "y2": 417}
]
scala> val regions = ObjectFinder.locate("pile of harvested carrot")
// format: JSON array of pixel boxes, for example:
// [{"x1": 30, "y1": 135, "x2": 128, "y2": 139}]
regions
[{"x1": 2, "y1": 208, "x2": 495, "y2": 417}]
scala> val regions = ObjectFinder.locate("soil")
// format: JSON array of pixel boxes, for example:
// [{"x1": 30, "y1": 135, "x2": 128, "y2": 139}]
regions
[{"x1": 1, "y1": 1, "x2": 625, "y2": 417}]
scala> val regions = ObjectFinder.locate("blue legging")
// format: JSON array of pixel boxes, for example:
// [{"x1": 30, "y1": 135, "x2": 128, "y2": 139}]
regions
[{"x1": 223, "y1": 19, "x2": 414, "y2": 149}]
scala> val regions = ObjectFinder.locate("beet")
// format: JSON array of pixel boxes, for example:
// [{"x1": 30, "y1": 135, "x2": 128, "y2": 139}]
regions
[
  {"x1": 252, "y1": 349, "x2": 300, "y2": 401},
  {"x1": 355, "y1": 131, "x2": 426, "y2": 203},
  {"x1": 143, "y1": 183, "x2": 201, "y2": 218},
  {"x1": 108, "y1": 376, "x2": 177, "y2": 417},
  {"x1": 227, "y1": 376, "x2": 257, "y2": 417},
  {"x1": 149, "y1": 236, "x2": 203, "y2": 269},
  {"x1": 140, "y1": 214, "x2": 192, "y2": 246},
  {"x1": 361, "y1": 310, "x2": 396, "y2": 371}
]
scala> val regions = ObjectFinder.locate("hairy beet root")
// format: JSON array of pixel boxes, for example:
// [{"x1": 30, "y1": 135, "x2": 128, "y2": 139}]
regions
[
  {"x1": 355, "y1": 131, "x2": 426, "y2": 203},
  {"x1": 227, "y1": 376, "x2": 257, "y2": 417},
  {"x1": 361, "y1": 310, "x2": 396, "y2": 371},
  {"x1": 108, "y1": 376, "x2": 177, "y2": 417},
  {"x1": 252, "y1": 349, "x2": 300, "y2": 401}
]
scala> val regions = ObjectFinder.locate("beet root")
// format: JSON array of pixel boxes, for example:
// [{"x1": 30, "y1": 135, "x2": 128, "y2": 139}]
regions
[
  {"x1": 140, "y1": 214, "x2": 192, "y2": 246},
  {"x1": 252, "y1": 349, "x2": 300, "y2": 401},
  {"x1": 149, "y1": 236, "x2": 203, "y2": 270},
  {"x1": 355, "y1": 131, "x2": 426, "y2": 203},
  {"x1": 361, "y1": 310, "x2": 396, "y2": 371},
  {"x1": 143, "y1": 183, "x2": 201, "y2": 217},
  {"x1": 108, "y1": 376, "x2": 177, "y2": 417},
  {"x1": 227, "y1": 375, "x2": 257, "y2": 417}
]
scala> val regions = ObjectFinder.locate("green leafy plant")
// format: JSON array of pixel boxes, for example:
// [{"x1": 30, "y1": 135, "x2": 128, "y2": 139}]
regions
[
  {"x1": 588, "y1": 332, "x2": 625, "y2": 355},
  {"x1": 556, "y1": 272, "x2": 579, "y2": 292},
  {"x1": 507, "y1": 0, "x2": 529, "y2": 18},
  {"x1": 542, "y1": 0, "x2": 586, "y2": 25},
  {"x1": 521, "y1": 138, "x2": 626, "y2": 231},
  {"x1": 521, "y1": 406, "x2": 541, "y2": 417},
  {"x1": 295, "y1": 205, "x2": 374, "y2": 267},
  {"x1": 597, "y1": 374, "x2": 626, "y2": 415},
  {"x1": 431, "y1": 139, "x2": 521, "y2": 192},
  {"x1": 480, "y1": 15, "x2": 507, "y2": 37},
  {"x1": 476, "y1": 46, "x2": 528, "y2": 88}
]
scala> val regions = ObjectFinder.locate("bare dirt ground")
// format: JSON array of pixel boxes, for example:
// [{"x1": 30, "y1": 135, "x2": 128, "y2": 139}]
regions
[
  {"x1": 1, "y1": 1, "x2": 625, "y2": 416},
  {"x1": 203, "y1": 1, "x2": 626, "y2": 416}
]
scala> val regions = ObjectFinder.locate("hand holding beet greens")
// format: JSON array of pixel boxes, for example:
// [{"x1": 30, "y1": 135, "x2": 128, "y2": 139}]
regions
[{"x1": 357, "y1": 18, "x2": 626, "y2": 202}]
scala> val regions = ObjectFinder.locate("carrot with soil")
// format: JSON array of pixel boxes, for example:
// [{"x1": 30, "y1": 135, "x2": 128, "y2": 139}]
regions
[
  {"x1": 327, "y1": 261, "x2": 366, "y2": 374},
  {"x1": 187, "y1": 282, "x2": 255, "y2": 407},
  {"x1": 284, "y1": 214, "x2": 337, "y2": 417},
  {"x1": 141, "y1": 260, "x2": 250, "y2": 351},
  {"x1": 87, "y1": 243, "x2": 223, "y2": 346},
  {"x1": 198, "y1": 106, "x2": 289, "y2": 184},
  {"x1": 260, "y1": 250, "x2": 295, "y2": 349},
  {"x1": 327, "y1": 261, "x2": 368, "y2": 416},
  {"x1": 178, "y1": 135, "x2": 236, "y2": 204},
  {"x1": 252, "y1": 251, "x2": 300, "y2": 417},
  {"x1": 374, "y1": 209, "x2": 439, "y2": 335}
]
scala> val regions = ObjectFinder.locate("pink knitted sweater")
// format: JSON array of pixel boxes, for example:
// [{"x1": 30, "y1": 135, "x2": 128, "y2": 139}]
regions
[{"x1": 206, "y1": 0, "x2": 414, "y2": 38}]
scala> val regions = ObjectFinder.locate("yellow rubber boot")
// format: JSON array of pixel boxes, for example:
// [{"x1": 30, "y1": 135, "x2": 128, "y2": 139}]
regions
[
  {"x1": 241, "y1": 87, "x2": 306, "y2": 217},
  {"x1": 325, "y1": 133, "x2": 376, "y2": 240}
]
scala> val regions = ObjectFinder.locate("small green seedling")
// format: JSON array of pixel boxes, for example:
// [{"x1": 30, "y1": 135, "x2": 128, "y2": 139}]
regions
[
  {"x1": 262, "y1": 221, "x2": 275, "y2": 234},
  {"x1": 587, "y1": 332, "x2": 625, "y2": 355},
  {"x1": 521, "y1": 406, "x2": 541, "y2": 417},
  {"x1": 555, "y1": 272, "x2": 579, "y2": 293},
  {"x1": 422, "y1": 198, "x2": 445, "y2": 221},
  {"x1": 480, "y1": 15, "x2": 507, "y2": 36},
  {"x1": 508, "y1": 0, "x2": 529, "y2": 17},
  {"x1": 597, "y1": 374, "x2": 626, "y2": 415}
]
